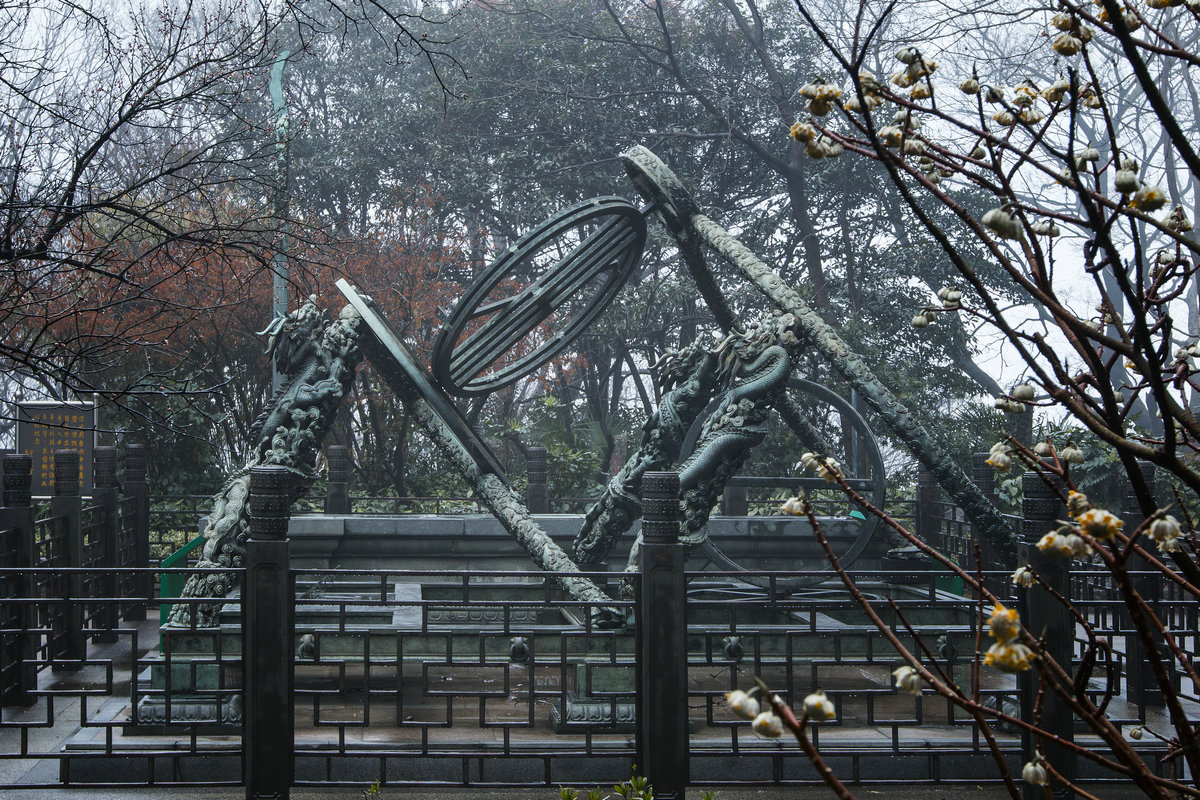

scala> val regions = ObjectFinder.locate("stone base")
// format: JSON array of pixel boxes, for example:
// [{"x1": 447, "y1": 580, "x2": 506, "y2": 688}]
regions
[{"x1": 551, "y1": 691, "x2": 636, "y2": 733}]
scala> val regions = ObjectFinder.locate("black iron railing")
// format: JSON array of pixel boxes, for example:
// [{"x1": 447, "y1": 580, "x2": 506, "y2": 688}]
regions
[{"x1": 0, "y1": 448, "x2": 1190, "y2": 793}]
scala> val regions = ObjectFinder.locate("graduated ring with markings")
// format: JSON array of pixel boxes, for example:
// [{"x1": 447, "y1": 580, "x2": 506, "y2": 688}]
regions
[{"x1": 432, "y1": 196, "x2": 647, "y2": 397}]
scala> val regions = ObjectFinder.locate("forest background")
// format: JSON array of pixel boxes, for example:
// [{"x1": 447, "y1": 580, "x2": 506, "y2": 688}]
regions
[{"x1": 0, "y1": 0, "x2": 1173, "y2": 509}]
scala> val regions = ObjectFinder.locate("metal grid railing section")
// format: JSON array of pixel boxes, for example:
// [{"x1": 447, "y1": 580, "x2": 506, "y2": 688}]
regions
[
  {"x1": 0, "y1": 566, "x2": 242, "y2": 789},
  {"x1": 0, "y1": 564, "x2": 1190, "y2": 789},
  {"x1": 926, "y1": 500, "x2": 973, "y2": 566},
  {"x1": 33, "y1": 514, "x2": 71, "y2": 663},
  {"x1": 80, "y1": 505, "x2": 108, "y2": 630},
  {"x1": 287, "y1": 568, "x2": 638, "y2": 786},
  {"x1": 1070, "y1": 562, "x2": 1195, "y2": 713},
  {"x1": 147, "y1": 496, "x2": 210, "y2": 564},
  {"x1": 117, "y1": 495, "x2": 143, "y2": 599},
  {"x1": 0, "y1": 527, "x2": 28, "y2": 706},
  {"x1": 684, "y1": 569, "x2": 1020, "y2": 784}
]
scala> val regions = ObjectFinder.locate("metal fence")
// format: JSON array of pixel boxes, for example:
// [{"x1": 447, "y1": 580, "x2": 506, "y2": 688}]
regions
[
  {"x1": 286, "y1": 567, "x2": 638, "y2": 786},
  {"x1": 0, "y1": 561, "x2": 1186, "y2": 792},
  {"x1": 0, "y1": 450, "x2": 1194, "y2": 794}
]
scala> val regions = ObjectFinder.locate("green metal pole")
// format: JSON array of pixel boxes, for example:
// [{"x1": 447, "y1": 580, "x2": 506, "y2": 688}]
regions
[{"x1": 269, "y1": 50, "x2": 291, "y2": 393}]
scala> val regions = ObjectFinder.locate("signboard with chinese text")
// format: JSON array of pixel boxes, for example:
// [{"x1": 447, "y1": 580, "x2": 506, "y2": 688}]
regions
[{"x1": 16, "y1": 400, "x2": 96, "y2": 495}]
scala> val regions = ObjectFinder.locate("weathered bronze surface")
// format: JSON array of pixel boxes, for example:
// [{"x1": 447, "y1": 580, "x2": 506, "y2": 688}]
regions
[
  {"x1": 432, "y1": 196, "x2": 647, "y2": 396},
  {"x1": 173, "y1": 145, "x2": 1009, "y2": 616}
]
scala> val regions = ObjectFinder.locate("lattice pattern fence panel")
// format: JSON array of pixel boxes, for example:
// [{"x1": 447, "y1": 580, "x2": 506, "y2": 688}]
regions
[{"x1": 288, "y1": 569, "x2": 638, "y2": 787}]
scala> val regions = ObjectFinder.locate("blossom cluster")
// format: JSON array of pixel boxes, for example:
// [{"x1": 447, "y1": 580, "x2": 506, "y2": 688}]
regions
[
  {"x1": 982, "y1": 602, "x2": 1035, "y2": 673},
  {"x1": 725, "y1": 686, "x2": 835, "y2": 739},
  {"x1": 786, "y1": 13, "x2": 1188, "y2": 238},
  {"x1": 800, "y1": 452, "x2": 843, "y2": 483}
]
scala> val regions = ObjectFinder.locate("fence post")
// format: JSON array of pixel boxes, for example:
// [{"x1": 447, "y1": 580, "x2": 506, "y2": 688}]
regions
[
  {"x1": 1, "y1": 454, "x2": 36, "y2": 705},
  {"x1": 1122, "y1": 461, "x2": 1171, "y2": 707},
  {"x1": 124, "y1": 444, "x2": 150, "y2": 620},
  {"x1": 721, "y1": 484, "x2": 748, "y2": 516},
  {"x1": 244, "y1": 465, "x2": 294, "y2": 800},
  {"x1": 971, "y1": 452, "x2": 1002, "y2": 589},
  {"x1": 1019, "y1": 466, "x2": 1074, "y2": 799},
  {"x1": 637, "y1": 471, "x2": 688, "y2": 800},
  {"x1": 915, "y1": 463, "x2": 941, "y2": 545},
  {"x1": 50, "y1": 449, "x2": 85, "y2": 668},
  {"x1": 525, "y1": 446, "x2": 549, "y2": 514},
  {"x1": 323, "y1": 445, "x2": 351, "y2": 514},
  {"x1": 92, "y1": 446, "x2": 119, "y2": 642}
]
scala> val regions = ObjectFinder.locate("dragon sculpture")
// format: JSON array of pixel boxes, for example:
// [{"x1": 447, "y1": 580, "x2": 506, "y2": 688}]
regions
[
  {"x1": 572, "y1": 314, "x2": 802, "y2": 581},
  {"x1": 167, "y1": 297, "x2": 363, "y2": 627}
]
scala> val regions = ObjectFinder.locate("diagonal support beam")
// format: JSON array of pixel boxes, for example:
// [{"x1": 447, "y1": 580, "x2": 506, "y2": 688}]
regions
[
  {"x1": 621, "y1": 145, "x2": 1017, "y2": 559},
  {"x1": 338, "y1": 280, "x2": 619, "y2": 610}
]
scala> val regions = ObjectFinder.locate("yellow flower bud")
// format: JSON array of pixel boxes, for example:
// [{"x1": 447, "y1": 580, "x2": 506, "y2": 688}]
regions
[
  {"x1": 1131, "y1": 186, "x2": 1167, "y2": 212},
  {"x1": 1052, "y1": 32, "x2": 1083, "y2": 56},
  {"x1": 985, "y1": 640, "x2": 1036, "y2": 673},
  {"x1": 1011, "y1": 566, "x2": 1036, "y2": 588}
]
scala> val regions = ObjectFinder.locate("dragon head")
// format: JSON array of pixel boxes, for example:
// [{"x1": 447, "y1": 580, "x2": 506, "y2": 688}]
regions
[{"x1": 257, "y1": 295, "x2": 326, "y2": 373}]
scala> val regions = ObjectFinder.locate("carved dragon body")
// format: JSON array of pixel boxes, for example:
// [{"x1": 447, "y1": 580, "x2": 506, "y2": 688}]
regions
[
  {"x1": 619, "y1": 317, "x2": 799, "y2": 578},
  {"x1": 167, "y1": 299, "x2": 363, "y2": 627},
  {"x1": 571, "y1": 314, "x2": 802, "y2": 576},
  {"x1": 572, "y1": 340, "x2": 719, "y2": 565},
  {"x1": 676, "y1": 334, "x2": 794, "y2": 542}
]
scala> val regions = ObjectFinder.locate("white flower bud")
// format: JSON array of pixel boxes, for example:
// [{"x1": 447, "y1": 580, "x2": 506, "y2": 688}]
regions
[
  {"x1": 1011, "y1": 565, "x2": 1036, "y2": 588},
  {"x1": 981, "y1": 207, "x2": 1024, "y2": 240},
  {"x1": 1060, "y1": 442, "x2": 1084, "y2": 464},
  {"x1": 726, "y1": 690, "x2": 761, "y2": 720},
  {"x1": 1165, "y1": 206, "x2": 1193, "y2": 232},
  {"x1": 751, "y1": 710, "x2": 784, "y2": 738},
  {"x1": 802, "y1": 690, "x2": 836, "y2": 721},
  {"x1": 1115, "y1": 169, "x2": 1140, "y2": 195},
  {"x1": 1022, "y1": 760, "x2": 1049, "y2": 786},
  {"x1": 892, "y1": 665, "x2": 926, "y2": 695},
  {"x1": 1150, "y1": 515, "x2": 1182, "y2": 552}
]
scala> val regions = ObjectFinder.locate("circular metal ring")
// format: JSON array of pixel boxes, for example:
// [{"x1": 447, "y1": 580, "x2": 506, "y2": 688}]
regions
[
  {"x1": 433, "y1": 197, "x2": 646, "y2": 397},
  {"x1": 682, "y1": 378, "x2": 887, "y2": 591}
]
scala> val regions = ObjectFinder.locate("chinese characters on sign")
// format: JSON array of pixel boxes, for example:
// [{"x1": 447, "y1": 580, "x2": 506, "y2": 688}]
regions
[{"x1": 16, "y1": 401, "x2": 96, "y2": 494}]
